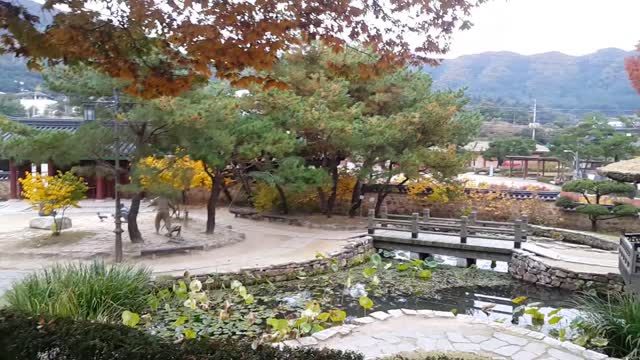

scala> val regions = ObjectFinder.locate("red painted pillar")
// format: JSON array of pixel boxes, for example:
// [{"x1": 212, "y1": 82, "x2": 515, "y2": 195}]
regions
[
  {"x1": 9, "y1": 160, "x2": 18, "y2": 199},
  {"x1": 96, "y1": 175, "x2": 105, "y2": 200}
]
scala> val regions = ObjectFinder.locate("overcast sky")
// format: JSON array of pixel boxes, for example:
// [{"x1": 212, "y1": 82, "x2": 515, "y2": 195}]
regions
[{"x1": 444, "y1": 0, "x2": 640, "y2": 58}]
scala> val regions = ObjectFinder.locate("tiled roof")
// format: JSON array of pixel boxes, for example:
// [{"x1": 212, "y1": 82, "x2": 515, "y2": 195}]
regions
[{"x1": 2, "y1": 117, "x2": 135, "y2": 157}]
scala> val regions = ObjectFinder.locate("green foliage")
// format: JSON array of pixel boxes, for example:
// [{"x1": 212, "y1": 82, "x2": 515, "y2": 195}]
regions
[
  {"x1": 4, "y1": 261, "x2": 152, "y2": 322},
  {"x1": 555, "y1": 196, "x2": 577, "y2": 209},
  {"x1": 574, "y1": 292, "x2": 640, "y2": 358},
  {"x1": 266, "y1": 301, "x2": 346, "y2": 341},
  {"x1": 561, "y1": 180, "x2": 635, "y2": 201},
  {"x1": 551, "y1": 114, "x2": 638, "y2": 163},
  {"x1": 0, "y1": 95, "x2": 26, "y2": 117},
  {"x1": 482, "y1": 137, "x2": 536, "y2": 166},
  {"x1": 559, "y1": 180, "x2": 639, "y2": 230},
  {"x1": 396, "y1": 258, "x2": 438, "y2": 280},
  {"x1": 0, "y1": 310, "x2": 363, "y2": 360}
]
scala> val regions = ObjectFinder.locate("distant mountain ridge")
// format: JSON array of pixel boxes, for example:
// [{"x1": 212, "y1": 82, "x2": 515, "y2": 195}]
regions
[{"x1": 424, "y1": 48, "x2": 640, "y2": 114}]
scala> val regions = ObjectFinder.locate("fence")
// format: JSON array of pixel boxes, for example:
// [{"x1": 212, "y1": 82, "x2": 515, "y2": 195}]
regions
[
  {"x1": 619, "y1": 233, "x2": 640, "y2": 293},
  {"x1": 367, "y1": 208, "x2": 528, "y2": 249}
]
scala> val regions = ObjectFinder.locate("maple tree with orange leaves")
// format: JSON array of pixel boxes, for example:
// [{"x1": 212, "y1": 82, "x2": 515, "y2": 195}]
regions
[
  {"x1": 1, "y1": 0, "x2": 486, "y2": 98},
  {"x1": 625, "y1": 42, "x2": 640, "y2": 94}
]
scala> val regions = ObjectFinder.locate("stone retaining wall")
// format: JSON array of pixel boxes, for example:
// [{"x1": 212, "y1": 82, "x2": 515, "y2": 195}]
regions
[
  {"x1": 510, "y1": 250, "x2": 625, "y2": 293},
  {"x1": 193, "y1": 236, "x2": 374, "y2": 287},
  {"x1": 530, "y1": 226, "x2": 618, "y2": 251}
]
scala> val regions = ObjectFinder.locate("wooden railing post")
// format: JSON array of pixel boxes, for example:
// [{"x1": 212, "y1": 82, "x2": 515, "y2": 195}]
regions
[
  {"x1": 368, "y1": 209, "x2": 375, "y2": 235},
  {"x1": 381, "y1": 206, "x2": 388, "y2": 227},
  {"x1": 520, "y1": 215, "x2": 528, "y2": 245},
  {"x1": 514, "y1": 219, "x2": 522, "y2": 249},
  {"x1": 460, "y1": 216, "x2": 468, "y2": 244},
  {"x1": 411, "y1": 212, "x2": 419, "y2": 239},
  {"x1": 469, "y1": 210, "x2": 477, "y2": 225},
  {"x1": 632, "y1": 242, "x2": 639, "y2": 274},
  {"x1": 422, "y1": 208, "x2": 430, "y2": 221}
]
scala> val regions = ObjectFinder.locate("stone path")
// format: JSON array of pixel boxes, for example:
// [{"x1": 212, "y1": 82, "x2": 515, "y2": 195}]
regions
[{"x1": 294, "y1": 309, "x2": 614, "y2": 360}]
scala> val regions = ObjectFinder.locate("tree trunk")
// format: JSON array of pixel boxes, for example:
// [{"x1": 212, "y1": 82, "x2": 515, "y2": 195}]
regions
[
  {"x1": 206, "y1": 170, "x2": 224, "y2": 234},
  {"x1": 348, "y1": 179, "x2": 362, "y2": 218},
  {"x1": 590, "y1": 217, "x2": 598, "y2": 232},
  {"x1": 374, "y1": 189, "x2": 389, "y2": 218},
  {"x1": 326, "y1": 163, "x2": 339, "y2": 218},
  {"x1": 235, "y1": 167, "x2": 253, "y2": 203},
  {"x1": 275, "y1": 184, "x2": 289, "y2": 215},
  {"x1": 317, "y1": 187, "x2": 327, "y2": 214},
  {"x1": 127, "y1": 193, "x2": 144, "y2": 243},
  {"x1": 223, "y1": 183, "x2": 233, "y2": 203}
]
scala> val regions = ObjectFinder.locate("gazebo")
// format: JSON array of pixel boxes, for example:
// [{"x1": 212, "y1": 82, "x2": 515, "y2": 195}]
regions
[
  {"x1": 505, "y1": 155, "x2": 562, "y2": 179},
  {"x1": 598, "y1": 158, "x2": 640, "y2": 183}
]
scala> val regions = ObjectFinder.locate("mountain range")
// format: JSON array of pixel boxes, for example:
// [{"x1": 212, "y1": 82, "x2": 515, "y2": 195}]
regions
[{"x1": 424, "y1": 48, "x2": 640, "y2": 114}]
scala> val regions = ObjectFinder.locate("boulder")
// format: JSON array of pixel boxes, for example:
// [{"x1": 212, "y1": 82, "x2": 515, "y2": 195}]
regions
[{"x1": 29, "y1": 217, "x2": 72, "y2": 231}]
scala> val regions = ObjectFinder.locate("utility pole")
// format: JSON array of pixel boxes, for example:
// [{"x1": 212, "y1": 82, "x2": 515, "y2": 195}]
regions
[
  {"x1": 113, "y1": 89, "x2": 123, "y2": 263},
  {"x1": 531, "y1": 99, "x2": 537, "y2": 140}
]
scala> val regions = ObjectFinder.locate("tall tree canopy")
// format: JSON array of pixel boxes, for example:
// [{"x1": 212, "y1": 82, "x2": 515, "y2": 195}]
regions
[
  {"x1": 0, "y1": 0, "x2": 485, "y2": 98},
  {"x1": 248, "y1": 45, "x2": 481, "y2": 216},
  {"x1": 550, "y1": 114, "x2": 638, "y2": 163},
  {"x1": 483, "y1": 137, "x2": 536, "y2": 166}
]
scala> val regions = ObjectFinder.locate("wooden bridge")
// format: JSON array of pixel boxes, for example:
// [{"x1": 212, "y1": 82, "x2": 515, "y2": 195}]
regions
[
  {"x1": 367, "y1": 209, "x2": 528, "y2": 264},
  {"x1": 619, "y1": 233, "x2": 640, "y2": 293}
]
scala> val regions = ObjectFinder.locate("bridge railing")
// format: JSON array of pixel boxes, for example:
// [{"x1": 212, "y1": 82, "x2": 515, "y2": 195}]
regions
[
  {"x1": 619, "y1": 233, "x2": 640, "y2": 292},
  {"x1": 368, "y1": 209, "x2": 528, "y2": 249}
]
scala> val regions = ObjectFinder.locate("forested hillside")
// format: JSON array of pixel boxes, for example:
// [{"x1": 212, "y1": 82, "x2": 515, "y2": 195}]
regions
[{"x1": 425, "y1": 48, "x2": 640, "y2": 114}]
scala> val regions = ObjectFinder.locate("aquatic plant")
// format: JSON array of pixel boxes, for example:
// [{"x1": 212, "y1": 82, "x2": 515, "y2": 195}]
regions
[
  {"x1": 573, "y1": 292, "x2": 640, "y2": 358},
  {"x1": 265, "y1": 301, "x2": 346, "y2": 341}
]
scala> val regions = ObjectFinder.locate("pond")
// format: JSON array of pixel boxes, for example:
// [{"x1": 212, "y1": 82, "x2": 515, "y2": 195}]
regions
[{"x1": 146, "y1": 252, "x2": 581, "y2": 341}]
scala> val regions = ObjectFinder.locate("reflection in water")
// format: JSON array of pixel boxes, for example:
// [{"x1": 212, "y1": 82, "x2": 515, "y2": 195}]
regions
[{"x1": 306, "y1": 249, "x2": 579, "y2": 337}]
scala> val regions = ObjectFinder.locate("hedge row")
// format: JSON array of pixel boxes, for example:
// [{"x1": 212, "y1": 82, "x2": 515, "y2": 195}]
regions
[{"x1": 0, "y1": 311, "x2": 363, "y2": 360}]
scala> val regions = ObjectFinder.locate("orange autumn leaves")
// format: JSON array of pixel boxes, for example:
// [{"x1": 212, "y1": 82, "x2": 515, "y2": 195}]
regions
[
  {"x1": 625, "y1": 44, "x2": 640, "y2": 95},
  {"x1": 0, "y1": 0, "x2": 485, "y2": 98}
]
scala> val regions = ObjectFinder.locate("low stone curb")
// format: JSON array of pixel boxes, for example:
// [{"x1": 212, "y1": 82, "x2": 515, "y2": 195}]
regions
[
  {"x1": 530, "y1": 225, "x2": 618, "y2": 251},
  {"x1": 189, "y1": 236, "x2": 375, "y2": 287},
  {"x1": 510, "y1": 250, "x2": 625, "y2": 293},
  {"x1": 276, "y1": 308, "x2": 618, "y2": 360}
]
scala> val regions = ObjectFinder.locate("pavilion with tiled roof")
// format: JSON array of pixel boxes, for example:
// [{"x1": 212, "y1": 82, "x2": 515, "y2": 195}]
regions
[{"x1": 1, "y1": 116, "x2": 131, "y2": 200}]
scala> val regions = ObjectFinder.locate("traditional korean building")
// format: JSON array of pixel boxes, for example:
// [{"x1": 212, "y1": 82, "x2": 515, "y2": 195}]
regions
[{"x1": 0, "y1": 117, "x2": 131, "y2": 200}]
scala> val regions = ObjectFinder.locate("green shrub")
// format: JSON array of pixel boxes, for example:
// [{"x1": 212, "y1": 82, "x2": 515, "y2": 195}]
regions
[
  {"x1": 555, "y1": 196, "x2": 577, "y2": 209},
  {"x1": 3, "y1": 261, "x2": 152, "y2": 322},
  {"x1": 0, "y1": 310, "x2": 363, "y2": 360},
  {"x1": 574, "y1": 292, "x2": 640, "y2": 358}
]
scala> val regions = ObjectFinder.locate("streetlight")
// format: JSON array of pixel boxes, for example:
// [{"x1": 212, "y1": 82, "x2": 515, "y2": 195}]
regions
[
  {"x1": 563, "y1": 150, "x2": 580, "y2": 180},
  {"x1": 83, "y1": 90, "x2": 124, "y2": 262}
]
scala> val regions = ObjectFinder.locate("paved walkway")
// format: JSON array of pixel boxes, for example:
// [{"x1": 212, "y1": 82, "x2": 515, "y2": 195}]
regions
[
  {"x1": 296, "y1": 310, "x2": 613, "y2": 360},
  {"x1": 0, "y1": 200, "x2": 361, "y2": 291}
]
